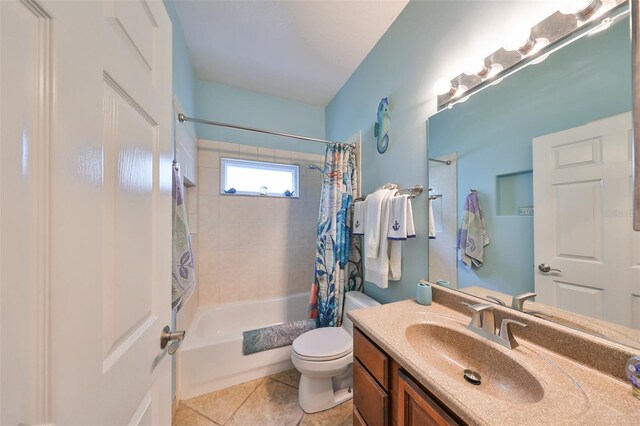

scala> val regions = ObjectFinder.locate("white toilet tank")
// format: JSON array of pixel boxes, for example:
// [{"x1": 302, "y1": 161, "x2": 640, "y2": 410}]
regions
[{"x1": 341, "y1": 291, "x2": 380, "y2": 335}]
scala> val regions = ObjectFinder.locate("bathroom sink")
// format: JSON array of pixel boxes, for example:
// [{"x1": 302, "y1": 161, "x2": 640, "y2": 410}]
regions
[{"x1": 405, "y1": 323, "x2": 544, "y2": 404}]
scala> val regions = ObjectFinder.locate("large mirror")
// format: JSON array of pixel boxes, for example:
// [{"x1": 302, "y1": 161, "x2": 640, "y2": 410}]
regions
[{"x1": 427, "y1": 5, "x2": 640, "y2": 350}]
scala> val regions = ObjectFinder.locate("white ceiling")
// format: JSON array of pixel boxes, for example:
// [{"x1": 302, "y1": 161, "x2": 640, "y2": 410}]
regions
[{"x1": 174, "y1": 0, "x2": 409, "y2": 106}]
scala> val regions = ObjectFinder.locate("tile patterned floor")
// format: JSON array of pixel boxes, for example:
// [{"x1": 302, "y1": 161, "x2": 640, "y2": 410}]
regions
[{"x1": 174, "y1": 369, "x2": 353, "y2": 426}]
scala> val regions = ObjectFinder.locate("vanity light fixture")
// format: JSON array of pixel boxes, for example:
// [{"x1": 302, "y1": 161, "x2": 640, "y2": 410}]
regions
[
  {"x1": 434, "y1": 0, "x2": 626, "y2": 111},
  {"x1": 433, "y1": 78, "x2": 457, "y2": 96},
  {"x1": 454, "y1": 85, "x2": 469, "y2": 98},
  {"x1": 465, "y1": 61, "x2": 504, "y2": 79},
  {"x1": 559, "y1": 0, "x2": 602, "y2": 21},
  {"x1": 502, "y1": 27, "x2": 537, "y2": 56},
  {"x1": 465, "y1": 61, "x2": 491, "y2": 78}
]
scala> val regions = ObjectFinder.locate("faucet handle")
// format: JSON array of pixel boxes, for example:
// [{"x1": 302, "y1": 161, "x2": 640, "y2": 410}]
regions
[
  {"x1": 462, "y1": 303, "x2": 495, "y2": 334},
  {"x1": 511, "y1": 292, "x2": 536, "y2": 311},
  {"x1": 463, "y1": 302, "x2": 494, "y2": 312},
  {"x1": 485, "y1": 296, "x2": 506, "y2": 306},
  {"x1": 499, "y1": 319, "x2": 527, "y2": 349}
]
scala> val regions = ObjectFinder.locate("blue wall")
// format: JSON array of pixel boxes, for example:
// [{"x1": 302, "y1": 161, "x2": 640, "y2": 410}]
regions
[
  {"x1": 164, "y1": 1, "x2": 324, "y2": 155},
  {"x1": 163, "y1": 0, "x2": 196, "y2": 117},
  {"x1": 195, "y1": 80, "x2": 325, "y2": 155},
  {"x1": 325, "y1": 1, "x2": 631, "y2": 303},
  {"x1": 428, "y1": 20, "x2": 631, "y2": 296}
]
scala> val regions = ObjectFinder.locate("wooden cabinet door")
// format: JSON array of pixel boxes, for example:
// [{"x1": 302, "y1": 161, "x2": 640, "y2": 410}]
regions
[
  {"x1": 354, "y1": 359, "x2": 389, "y2": 426},
  {"x1": 397, "y1": 371, "x2": 460, "y2": 426}
]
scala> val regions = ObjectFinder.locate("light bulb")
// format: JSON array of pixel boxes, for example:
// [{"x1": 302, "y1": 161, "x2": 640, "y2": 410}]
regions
[
  {"x1": 502, "y1": 26, "x2": 535, "y2": 55},
  {"x1": 531, "y1": 38, "x2": 549, "y2": 54},
  {"x1": 486, "y1": 64, "x2": 504, "y2": 79},
  {"x1": 454, "y1": 85, "x2": 468, "y2": 98},
  {"x1": 559, "y1": 0, "x2": 601, "y2": 19},
  {"x1": 464, "y1": 59, "x2": 490, "y2": 77},
  {"x1": 433, "y1": 78, "x2": 455, "y2": 96}
]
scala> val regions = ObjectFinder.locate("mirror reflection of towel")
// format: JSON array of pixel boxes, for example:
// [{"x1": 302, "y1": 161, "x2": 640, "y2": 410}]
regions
[{"x1": 457, "y1": 192, "x2": 489, "y2": 268}]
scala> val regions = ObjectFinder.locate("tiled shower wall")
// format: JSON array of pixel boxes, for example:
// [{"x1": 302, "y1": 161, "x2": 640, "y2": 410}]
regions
[{"x1": 194, "y1": 139, "x2": 324, "y2": 305}]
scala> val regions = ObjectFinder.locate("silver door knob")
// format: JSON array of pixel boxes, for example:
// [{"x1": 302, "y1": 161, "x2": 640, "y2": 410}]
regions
[
  {"x1": 538, "y1": 264, "x2": 561, "y2": 273},
  {"x1": 160, "y1": 325, "x2": 185, "y2": 355}
]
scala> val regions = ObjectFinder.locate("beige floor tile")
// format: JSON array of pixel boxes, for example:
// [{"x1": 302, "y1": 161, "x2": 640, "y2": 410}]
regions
[
  {"x1": 269, "y1": 368, "x2": 301, "y2": 388},
  {"x1": 226, "y1": 379, "x2": 303, "y2": 426},
  {"x1": 299, "y1": 400, "x2": 353, "y2": 426},
  {"x1": 300, "y1": 400, "x2": 353, "y2": 426},
  {"x1": 182, "y1": 378, "x2": 264, "y2": 425},
  {"x1": 174, "y1": 404, "x2": 219, "y2": 426}
]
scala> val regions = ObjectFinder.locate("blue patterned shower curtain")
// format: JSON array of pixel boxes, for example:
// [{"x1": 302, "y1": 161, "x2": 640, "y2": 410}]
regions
[{"x1": 308, "y1": 144, "x2": 362, "y2": 327}]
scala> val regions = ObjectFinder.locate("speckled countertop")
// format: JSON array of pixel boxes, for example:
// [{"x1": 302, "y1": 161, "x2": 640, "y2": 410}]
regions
[{"x1": 348, "y1": 293, "x2": 640, "y2": 425}]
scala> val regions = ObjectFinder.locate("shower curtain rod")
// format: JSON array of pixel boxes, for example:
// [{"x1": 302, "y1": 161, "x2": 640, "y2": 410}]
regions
[
  {"x1": 178, "y1": 113, "x2": 346, "y2": 146},
  {"x1": 429, "y1": 158, "x2": 452, "y2": 165}
]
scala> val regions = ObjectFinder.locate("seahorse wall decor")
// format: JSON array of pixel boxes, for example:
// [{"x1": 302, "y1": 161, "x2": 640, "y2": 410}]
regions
[{"x1": 374, "y1": 97, "x2": 390, "y2": 154}]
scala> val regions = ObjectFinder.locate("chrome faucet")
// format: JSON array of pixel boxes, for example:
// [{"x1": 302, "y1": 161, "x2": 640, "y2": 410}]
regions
[
  {"x1": 462, "y1": 303, "x2": 528, "y2": 349},
  {"x1": 511, "y1": 292, "x2": 536, "y2": 311},
  {"x1": 485, "y1": 295, "x2": 506, "y2": 306},
  {"x1": 465, "y1": 303, "x2": 496, "y2": 334}
]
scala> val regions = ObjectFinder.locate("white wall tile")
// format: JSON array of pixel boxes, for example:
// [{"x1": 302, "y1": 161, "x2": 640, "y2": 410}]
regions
[
  {"x1": 238, "y1": 144, "x2": 258, "y2": 160},
  {"x1": 198, "y1": 167, "x2": 220, "y2": 196},
  {"x1": 257, "y1": 147, "x2": 275, "y2": 162},
  {"x1": 199, "y1": 147, "x2": 220, "y2": 169},
  {"x1": 196, "y1": 143, "x2": 324, "y2": 306}
]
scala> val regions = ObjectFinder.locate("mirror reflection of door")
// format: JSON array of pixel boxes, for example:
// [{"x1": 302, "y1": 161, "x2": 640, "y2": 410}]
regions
[
  {"x1": 533, "y1": 113, "x2": 636, "y2": 328},
  {"x1": 427, "y1": 7, "x2": 640, "y2": 349}
]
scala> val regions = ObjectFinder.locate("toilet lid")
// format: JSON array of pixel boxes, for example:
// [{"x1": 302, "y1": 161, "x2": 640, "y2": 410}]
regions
[{"x1": 292, "y1": 327, "x2": 352, "y2": 361}]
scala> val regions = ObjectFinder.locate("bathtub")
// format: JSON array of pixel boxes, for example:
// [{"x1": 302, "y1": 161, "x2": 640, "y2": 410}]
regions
[{"x1": 178, "y1": 292, "x2": 310, "y2": 399}]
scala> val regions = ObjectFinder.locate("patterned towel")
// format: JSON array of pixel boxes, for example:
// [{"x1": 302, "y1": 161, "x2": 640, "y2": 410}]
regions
[
  {"x1": 242, "y1": 319, "x2": 317, "y2": 355},
  {"x1": 457, "y1": 192, "x2": 489, "y2": 268},
  {"x1": 172, "y1": 163, "x2": 196, "y2": 311}
]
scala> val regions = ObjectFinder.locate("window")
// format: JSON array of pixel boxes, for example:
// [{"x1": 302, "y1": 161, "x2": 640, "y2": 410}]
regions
[{"x1": 220, "y1": 158, "x2": 299, "y2": 198}]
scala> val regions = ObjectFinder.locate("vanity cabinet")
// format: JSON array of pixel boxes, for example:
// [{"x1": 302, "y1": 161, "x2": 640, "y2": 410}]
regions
[
  {"x1": 397, "y1": 370, "x2": 460, "y2": 426},
  {"x1": 353, "y1": 328, "x2": 463, "y2": 426}
]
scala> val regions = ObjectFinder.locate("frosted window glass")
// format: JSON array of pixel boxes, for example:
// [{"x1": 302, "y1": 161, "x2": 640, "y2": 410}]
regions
[{"x1": 221, "y1": 158, "x2": 299, "y2": 198}]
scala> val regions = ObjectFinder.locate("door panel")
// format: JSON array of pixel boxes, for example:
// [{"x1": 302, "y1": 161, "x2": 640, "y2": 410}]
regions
[
  {"x1": 554, "y1": 180, "x2": 603, "y2": 260},
  {"x1": 0, "y1": 0, "x2": 53, "y2": 424},
  {"x1": 37, "y1": 1, "x2": 173, "y2": 424},
  {"x1": 556, "y1": 282, "x2": 604, "y2": 319},
  {"x1": 533, "y1": 112, "x2": 636, "y2": 328}
]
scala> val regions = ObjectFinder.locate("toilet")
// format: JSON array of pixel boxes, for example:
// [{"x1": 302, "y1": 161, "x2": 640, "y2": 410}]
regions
[{"x1": 291, "y1": 291, "x2": 380, "y2": 413}]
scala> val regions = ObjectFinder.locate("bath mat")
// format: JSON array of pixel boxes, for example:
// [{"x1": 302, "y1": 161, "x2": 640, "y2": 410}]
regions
[{"x1": 242, "y1": 319, "x2": 317, "y2": 355}]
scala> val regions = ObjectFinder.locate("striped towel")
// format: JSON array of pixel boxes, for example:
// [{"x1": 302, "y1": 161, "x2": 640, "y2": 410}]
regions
[
  {"x1": 172, "y1": 163, "x2": 196, "y2": 311},
  {"x1": 457, "y1": 192, "x2": 489, "y2": 268}
]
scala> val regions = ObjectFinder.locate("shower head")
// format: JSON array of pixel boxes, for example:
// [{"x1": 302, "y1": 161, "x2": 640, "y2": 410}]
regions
[{"x1": 306, "y1": 164, "x2": 323, "y2": 173}]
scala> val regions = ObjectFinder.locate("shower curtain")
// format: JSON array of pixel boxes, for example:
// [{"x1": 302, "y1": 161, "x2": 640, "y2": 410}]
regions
[{"x1": 308, "y1": 143, "x2": 362, "y2": 327}]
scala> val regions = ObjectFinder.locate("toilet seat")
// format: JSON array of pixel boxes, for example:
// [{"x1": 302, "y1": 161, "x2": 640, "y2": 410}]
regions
[{"x1": 292, "y1": 327, "x2": 352, "y2": 361}]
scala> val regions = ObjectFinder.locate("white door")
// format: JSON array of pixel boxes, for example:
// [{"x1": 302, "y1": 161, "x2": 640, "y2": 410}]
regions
[
  {"x1": 1, "y1": 1, "x2": 173, "y2": 424},
  {"x1": 533, "y1": 112, "x2": 640, "y2": 329}
]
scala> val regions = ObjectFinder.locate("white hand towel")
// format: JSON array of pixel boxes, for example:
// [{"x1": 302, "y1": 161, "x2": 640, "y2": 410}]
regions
[
  {"x1": 407, "y1": 198, "x2": 416, "y2": 239},
  {"x1": 428, "y1": 199, "x2": 436, "y2": 239},
  {"x1": 352, "y1": 201, "x2": 365, "y2": 235},
  {"x1": 387, "y1": 195, "x2": 416, "y2": 240},
  {"x1": 388, "y1": 240, "x2": 402, "y2": 281},
  {"x1": 364, "y1": 190, "x2": 397, "y2": 288},
  {"x1": 364, "y1": 188, "x2": 396, "y2": 258},
  {"x1": 386, "y1": 196, "x2": 414, "y2": 281}
]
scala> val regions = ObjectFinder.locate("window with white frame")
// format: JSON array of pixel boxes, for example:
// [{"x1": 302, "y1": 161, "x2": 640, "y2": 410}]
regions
[{"x1": 220, "y1": 158, "x2": 299, "y2": 198}]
